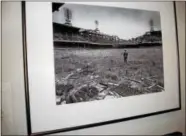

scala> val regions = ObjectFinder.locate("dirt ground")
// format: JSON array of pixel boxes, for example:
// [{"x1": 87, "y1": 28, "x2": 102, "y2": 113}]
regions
[{"x1": 54, "y1": 47, "x2": 164, "y2": 105}]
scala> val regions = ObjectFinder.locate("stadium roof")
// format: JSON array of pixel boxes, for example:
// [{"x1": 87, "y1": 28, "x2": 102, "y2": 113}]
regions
[
  {"x1": 53, "y1": 22, "x2": 81, "y2": 33},
  {"x1": 52, "y1": 3, "x2": 64, "y2": 12}
]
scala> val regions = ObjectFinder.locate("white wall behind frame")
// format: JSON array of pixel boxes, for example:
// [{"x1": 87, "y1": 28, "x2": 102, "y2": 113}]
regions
[
  {"x1": 2, "y1": 2, "x2": 27, "y2": 135},
  {"x1": 1, "y1": 1, "x2": 185, "y2": 135}
]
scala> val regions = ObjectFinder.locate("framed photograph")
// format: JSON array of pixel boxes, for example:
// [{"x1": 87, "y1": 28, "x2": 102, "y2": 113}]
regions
[{"x1": 22, "y1": 2, "x2": 181, "y2": 135}]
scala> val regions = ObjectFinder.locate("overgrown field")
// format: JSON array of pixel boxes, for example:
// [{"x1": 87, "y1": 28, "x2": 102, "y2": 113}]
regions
[{"x1": 54, "y1": 47, "x2": 164, "y2": 105}]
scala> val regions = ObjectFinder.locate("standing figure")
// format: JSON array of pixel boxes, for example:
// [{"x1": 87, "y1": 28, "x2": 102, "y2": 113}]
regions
[{"x1": 123, "y1": 50, "x2": 128, "y2": 63}]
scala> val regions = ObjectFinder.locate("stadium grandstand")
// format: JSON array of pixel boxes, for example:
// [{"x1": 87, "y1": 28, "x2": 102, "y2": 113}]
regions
[
  {"x1": 53, "y1": 22, "x2": 162, "y2": 48},
  {"x1": 53, "y1": 22, "x2": 131, "y2": 48}
]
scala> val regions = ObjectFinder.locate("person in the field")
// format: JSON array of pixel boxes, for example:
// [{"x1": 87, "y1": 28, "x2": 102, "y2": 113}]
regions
[{"x1": 123, "y1": 50, "x2": 128, "y2": 63}]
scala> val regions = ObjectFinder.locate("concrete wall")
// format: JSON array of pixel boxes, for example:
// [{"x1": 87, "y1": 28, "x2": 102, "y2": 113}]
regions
[{"x1": 1, "y1": 2, "x2": 185, "y2": 135}]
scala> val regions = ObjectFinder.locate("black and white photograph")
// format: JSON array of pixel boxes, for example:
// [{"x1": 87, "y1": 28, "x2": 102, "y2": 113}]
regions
[{"x1": 52, "y1": 3, "x2": 164, "y2": 105}]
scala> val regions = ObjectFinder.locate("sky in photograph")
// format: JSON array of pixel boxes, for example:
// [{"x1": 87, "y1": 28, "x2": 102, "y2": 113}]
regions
[{"x1": 53, "y1": 3, "x2": 161, "y2": 40}]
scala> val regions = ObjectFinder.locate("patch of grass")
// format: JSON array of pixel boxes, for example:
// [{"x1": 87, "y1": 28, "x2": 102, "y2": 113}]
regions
[
  {"x1": 105, "y1": 71, "x2": 118, "y2": 81},
  {"x1": 111, "y1": 83, "x2": 143, "y2": 97},
  {"x1": 56, "y1": 84, "x2": 74, "y2": 96}
]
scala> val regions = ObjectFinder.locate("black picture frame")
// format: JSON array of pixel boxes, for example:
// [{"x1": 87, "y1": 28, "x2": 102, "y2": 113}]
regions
[{"x1": 21, "y1": 1, "x2": 181, "y2": 136}]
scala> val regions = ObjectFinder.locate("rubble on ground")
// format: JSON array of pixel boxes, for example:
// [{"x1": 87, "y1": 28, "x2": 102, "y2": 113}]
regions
[{"x1": 56, "y1": 66, "x2": 164, "y2": 105}]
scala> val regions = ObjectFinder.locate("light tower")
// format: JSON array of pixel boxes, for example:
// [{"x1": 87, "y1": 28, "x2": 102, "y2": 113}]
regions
[
  {"x1": 64, "y1": 8, "x2": 72, "y2": 26},
  {"x1": 95, "y1": 20, "x2": 99, "y2": 32},
  {"x1": 149, "y1": 19, "x2": 154, "y2": 32}
]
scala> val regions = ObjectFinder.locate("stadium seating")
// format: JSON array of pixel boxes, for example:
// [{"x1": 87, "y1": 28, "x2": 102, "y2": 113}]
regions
[{"x1": 53, "y1": 30, "x2": 162, "y2": 45}]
